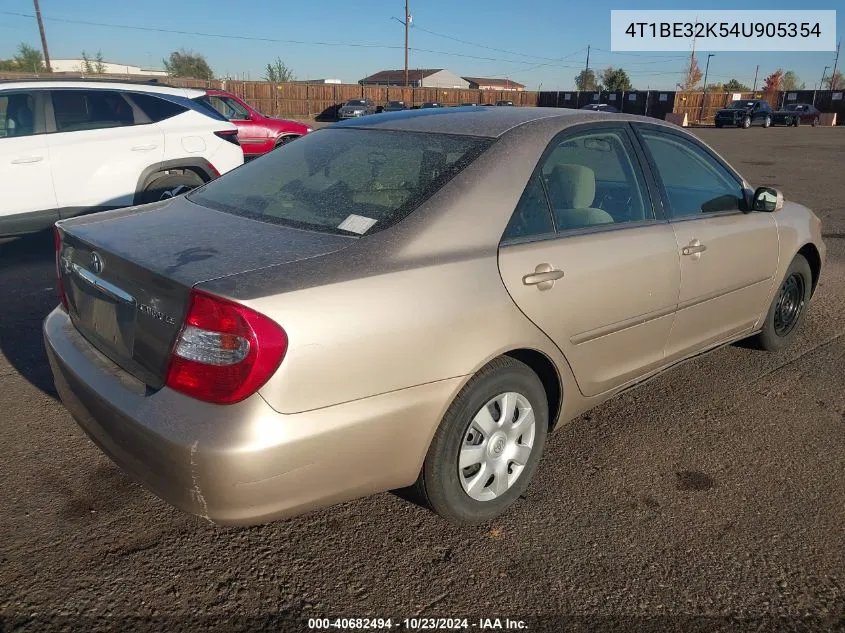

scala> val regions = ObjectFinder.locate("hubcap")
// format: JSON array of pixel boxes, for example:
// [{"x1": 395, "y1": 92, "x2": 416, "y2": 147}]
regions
[
  {"x1": 773, "y1": 273, "x2": 805, "y2": 336},
  {"x1": 458, "y1": 392, "x2": 536, "y2": 502}
]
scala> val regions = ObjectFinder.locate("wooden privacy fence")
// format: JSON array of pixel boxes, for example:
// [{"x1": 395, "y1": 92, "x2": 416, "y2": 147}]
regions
[{"x1": 2, "y1": 71, "x2": 844, "y2": 123}]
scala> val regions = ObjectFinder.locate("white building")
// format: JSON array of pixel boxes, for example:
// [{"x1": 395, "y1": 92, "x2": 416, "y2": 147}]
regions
[
  {"x1": 49, "y1": 59, "x2": 168, "y2": 77},
  {"x1": 360, "y1": 69, "x2": 470, "y2": 89}
]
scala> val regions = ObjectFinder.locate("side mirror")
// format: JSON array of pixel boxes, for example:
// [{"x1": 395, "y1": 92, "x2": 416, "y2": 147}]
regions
[{"x1": 751, "y1": 186, "x2": 784, "y2": 212}]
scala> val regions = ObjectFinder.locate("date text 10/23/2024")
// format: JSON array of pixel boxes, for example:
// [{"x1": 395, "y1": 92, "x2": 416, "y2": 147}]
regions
[{"x1": 307, "y1": 617, "x2": 529, "y2": 630}]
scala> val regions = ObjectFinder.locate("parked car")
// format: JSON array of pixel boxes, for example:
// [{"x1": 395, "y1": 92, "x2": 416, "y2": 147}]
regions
[
  {"x1": 338, "y1": 98, "x2": 377, "y2": 119},
  {"x1": 496, "y1": 100, "x2": 515, "y2": 106},
  {"x1": 581, "y1": 103, "x2": 619, "y2": 113},
  {"x1": 192, "y1": 89, "x2": 311, "y2": 157},
  {"x1": 46, "y1": 107, "x2": 825, "y2": 526},
  {"x1": 382, "y1": 100, "x2": 407, "y2": 112},
  {"x1": 771, "y1": 103, "x2": 822, "y2": 127},
  {"x1": 0, "y1": 79, "x2": 243, "y2": 240},
  {"x1": 420, "y1": 102, "x2": 443, "y2": 108},
  {"x1": 714, "y1": 99, "x2": 774, "y2": 128}
]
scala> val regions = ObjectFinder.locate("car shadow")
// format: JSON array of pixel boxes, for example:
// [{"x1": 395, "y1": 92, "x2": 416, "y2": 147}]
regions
[{"x1": 0, "y1": 230, "x2": 61, "y2": 399}]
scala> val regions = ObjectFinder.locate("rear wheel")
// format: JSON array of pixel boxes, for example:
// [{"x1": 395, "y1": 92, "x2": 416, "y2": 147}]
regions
[
  {"x1": 139, "y1": 171, "x2": 205, "y2": 204},
  {"x1": 763, "y1": 115, "x2": 772, "y2": 128},
  {"x1": 749, "y1": 254, "x2": 812, "y2": 352},
  {"x1": 408, "y1": 357, "x2": 548, "y2": 525}
]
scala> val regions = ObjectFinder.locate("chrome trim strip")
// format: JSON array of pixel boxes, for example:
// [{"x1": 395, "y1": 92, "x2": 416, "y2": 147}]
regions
[
  {"x1": 71, "y1": 263, "x2": 135, "y2": 304},
  {"x1": 677, "y1": 277, "x2": 772, "y2": 311}
]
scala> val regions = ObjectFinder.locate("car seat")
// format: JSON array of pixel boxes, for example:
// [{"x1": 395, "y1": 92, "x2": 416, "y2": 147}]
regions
[{"x1": 546, "y1": 164, "x2": 614, "y2": 230}]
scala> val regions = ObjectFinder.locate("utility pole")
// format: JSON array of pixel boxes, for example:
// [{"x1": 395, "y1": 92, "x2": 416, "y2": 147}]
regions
[
  {"x1": 404, "y1": 0, "x2": 410, "y2": 87},
  {"x1": 585, "y1": 45, "x2": 590, "y2": 73},
  {"x1": 752, "y1": 64, "x2": 759, "y2": 93},
  {"x1": 820, "y1": 65, "x2": 830, "y2": 90},
  {"x1": 33, "y1": 0, "x2": 52, "y2": 72},
  {"x1": 699, "y1": 53, "x2": 714, "y2": 122},
  {"x1": 830, "y1": 40, "x2": 841, "y2": 90}
]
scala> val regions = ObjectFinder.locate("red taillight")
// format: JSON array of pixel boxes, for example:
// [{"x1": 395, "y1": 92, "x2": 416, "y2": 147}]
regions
[
  {"x1": 165, "y1": 289, "x2": 287, "y2": 404},
  {"x1": 54, "y1": 227, "x2": 69, "y2": 311},
  {"x1": 214, "y1": 129, "x2": 240, "y2": 146}
]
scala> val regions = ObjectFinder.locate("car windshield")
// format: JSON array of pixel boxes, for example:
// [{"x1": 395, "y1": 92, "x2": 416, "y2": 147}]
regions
[
  {"x1": 726, "y1": 100, "x2": 755, "y2": 109},
  {"x1": 188, "y1": 128, "x2": 492, "y2": 236},
  {"x1": 346, "y1": 100, "x2": 367, "y2": 106},
  {"x1": 783, "y1": 104, "x2": 802, "y2": 111}
]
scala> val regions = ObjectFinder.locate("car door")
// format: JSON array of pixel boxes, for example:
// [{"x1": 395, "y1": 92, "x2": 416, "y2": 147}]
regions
[
  {"x1": 633, "y1": 124, "x2": 779, "y2": 360},
  {"x1": 46, "y1": 88, "x2": 165, "y2": 215},
  {"x1": 0, "y1": 90, "x2": 58, "y2": 231},
  {"x1": 498, "y1": 124, "x2": 680, "y2": 397}
]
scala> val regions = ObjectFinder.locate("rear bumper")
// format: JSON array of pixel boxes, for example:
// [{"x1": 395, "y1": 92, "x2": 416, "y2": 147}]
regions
[{"x1": 44, "y1": 307, "x2": 460, "y2": 525}]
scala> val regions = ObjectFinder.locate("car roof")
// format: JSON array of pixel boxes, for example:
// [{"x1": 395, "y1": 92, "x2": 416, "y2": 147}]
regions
[
  {"x1": 333, "y1": 106, "x2": 644, "y2": 138},
  {"x1": 0, "y1": 79, "x2": 205, "y2": 98}
]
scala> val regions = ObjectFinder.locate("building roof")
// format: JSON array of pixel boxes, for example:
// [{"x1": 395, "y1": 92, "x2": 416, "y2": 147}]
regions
[
  {"x1": 361, "y1": 69, "x2": 444, "y2": 83},
  {"x1": 462, "y1": 76, "x2": 526, "y2": 89}
]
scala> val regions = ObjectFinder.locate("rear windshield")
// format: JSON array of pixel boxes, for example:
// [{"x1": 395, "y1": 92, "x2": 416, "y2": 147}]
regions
[
  {"x1": 346, "y1": 100, "x2": 368, "y2": 106},
  {"x1": 726, "y1": 100, "x2": 755, "y2": 109},
  {"x1": 188, "y1": 128, "x2": 492, "y2": 235}
]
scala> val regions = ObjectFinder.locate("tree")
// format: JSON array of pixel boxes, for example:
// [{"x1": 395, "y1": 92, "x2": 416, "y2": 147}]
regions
[
  {"x1": 163, "y1": 49, "x2": 213, "y2": 80},
  {"x1": 680, "y1": 54, "x2": 702, "y2": 91},
  {"x1": 826, "y1": 71, "x2": 844, "y2": 90},
  {"x1": 723, "y1": 78, "x2": 750, "y2": 92},
  {"x1": 574, "y1": 68, "x2": 597, "y2": 91},
  {"x1": 705, "y1": 82, "x2": 724, "y2": 92},
  {"x1": 13, "y1": 42, "x2": 45, "y2": 72},
  {"x1": 781, "y1": 70, "x2": 803, "y2": 91},
  {"x1": 762, "y1": 69, "x2": 784, "y2": 92},
  {"x1": 598, "y1": 67, "x2": 633, "y2": 92},
  {"x1": 264, "y1": 57, "x2": 295, "y2": 83},
  {"x1": 80, "y1": 50, "x2": 107, "y2": 74}
]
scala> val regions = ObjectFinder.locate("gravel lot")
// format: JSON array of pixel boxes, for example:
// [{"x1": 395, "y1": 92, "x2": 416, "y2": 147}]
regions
[{"x1": 1, "y1": 126, "x2": 843, "y2": 633}]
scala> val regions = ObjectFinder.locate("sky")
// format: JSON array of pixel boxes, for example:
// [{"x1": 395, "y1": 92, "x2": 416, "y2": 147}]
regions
[{"x1": 0, "y1": 0, "x2": 841, "y2": 90}]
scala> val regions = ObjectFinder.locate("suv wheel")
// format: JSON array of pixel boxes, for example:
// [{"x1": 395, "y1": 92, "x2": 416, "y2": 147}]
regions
[
  {"x1": 139, "y1": 172, "x2": 205, "y2": 205},
  {"x1": 763, "y1": 115, "x2": 772, "y2": 128},
  {"x1": 742, "y1": 116, "x2": 752, "y2": 129}
]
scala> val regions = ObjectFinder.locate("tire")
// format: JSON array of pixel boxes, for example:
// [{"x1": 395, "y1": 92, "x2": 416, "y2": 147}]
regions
[
  {"x1": 812, "y1": 117, "x2": 819, "y2": 127},
  {"x1": 408, "y1": 356, "x2": 549, "y2": 525},
  {"x1": 139, "y1": 171, "x2": 205, "y2": 205},
  {"x1": 763, "y1": 115, "x2": 772, "y2": 128},
  {"x1": 749, "y1": 254, "x2": 813, "y2": 352},
  {"x1": 742, "y1": 116, "x2": 752, "y2": 129},
  {"x1": 274, "y1": 135, "x2": 300, "y2": 149}
]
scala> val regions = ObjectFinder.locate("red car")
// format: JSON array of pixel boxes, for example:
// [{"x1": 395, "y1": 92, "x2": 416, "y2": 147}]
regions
[{"x1": 193, "y1": 89, "x2": 312, "y2": 158}]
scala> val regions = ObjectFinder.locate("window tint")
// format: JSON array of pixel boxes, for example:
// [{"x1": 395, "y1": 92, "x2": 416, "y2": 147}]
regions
[
  {"x1": 188, "y1": 128, "x2": 491, "y2": 235},
  {"x1": 502, "y1": 175, "x2": 555, "y2": 241},
  {"x1": 538, "y1": 129, "x2": 651, "y2": 231},
  {"x1": 128, "y1": 92, "x2": 188, "y2": 122},
  {"x1": 639, "y1": 130, "x2": 743, "y2": 217},
  {"x1": 0, "y1": 92, "x2": 37, "y2": 138},
  {"x1": 51, "y1": 90, "x2": 134, "y2": 132}
]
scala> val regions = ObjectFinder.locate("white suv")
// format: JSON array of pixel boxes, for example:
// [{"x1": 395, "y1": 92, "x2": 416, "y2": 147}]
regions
[{"x1": 0, "y1": 79, "x2": 244, "y2": 239}]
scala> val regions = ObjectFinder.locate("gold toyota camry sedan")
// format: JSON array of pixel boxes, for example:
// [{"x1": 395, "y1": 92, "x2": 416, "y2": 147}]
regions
[{"x1": 45, "y1": 107, "x2": 826, "y2": 526}]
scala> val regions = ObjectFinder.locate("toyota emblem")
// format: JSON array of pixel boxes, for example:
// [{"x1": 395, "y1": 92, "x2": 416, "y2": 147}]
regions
[{"x1": 90, "y1": 251, "x2": 104, "y2": 274}]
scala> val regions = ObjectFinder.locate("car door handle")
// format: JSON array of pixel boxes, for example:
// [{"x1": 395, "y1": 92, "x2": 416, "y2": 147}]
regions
[
  {"x1": 11, "y1": 156, "x2": 43, "y2": 164},
  {"x1": 523, "y1": 264, "x2": 564, "y2": 290},
  {"x1": 131, "y1": 144, "x2": 158, "y2": 151},
  {"x1": 682, "y1": 240, "x2": 707, "y2": 256}
]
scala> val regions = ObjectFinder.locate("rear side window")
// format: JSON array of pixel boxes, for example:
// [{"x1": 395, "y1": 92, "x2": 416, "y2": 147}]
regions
[
  {"x1": 198, "y1": 95, "x2": 250, "y2": 120},
  {"x1": 0, "y1": 92, "x2": 38, "y2": 138},
  {"x1": 51, "y1": 90, "x2": 135, "y2": 132},
  {"x1": 128, "y1": 92, "x2": 189, "y2": 122},
  {"x1": 188, "y1": 128, "x2": 492, "y2": 235}
]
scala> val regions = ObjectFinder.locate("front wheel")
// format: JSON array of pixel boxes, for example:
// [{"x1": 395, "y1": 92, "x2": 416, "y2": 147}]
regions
[
  {"x1": 742, "y1": 116, "x2": 752, "y2": 129},
  {"x1": 749, "y1": 254, "x2": 813, "y2": 352},
  {"x1": 408, "y1": 357, "x2": 548, "y2": 525}
]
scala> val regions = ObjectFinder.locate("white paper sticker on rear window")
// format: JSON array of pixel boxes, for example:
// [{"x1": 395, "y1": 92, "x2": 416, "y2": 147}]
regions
[{"x1": 338, "y1": 214, "x2": 377, "y2": 234}]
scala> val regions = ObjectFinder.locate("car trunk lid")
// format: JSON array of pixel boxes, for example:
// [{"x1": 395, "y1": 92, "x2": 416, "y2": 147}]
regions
[{"x1": 56, "y1": 197, "x2": 355, "y2": 389}]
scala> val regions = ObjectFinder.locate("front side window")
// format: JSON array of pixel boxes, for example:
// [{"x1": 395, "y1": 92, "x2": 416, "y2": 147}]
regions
[
  {"x1": 188, "y1": 128, "x2": 491, "y2": 235},
  {"x1": 639, "y1": 129, "x2": 743, "y2": 218},
  {"x1": 0, "y1": 92, "x2": 38, "y2": 138},
  {"x1": 538, "y1": 128, "x2": 651, "y2": 231},
  {"x1": 51, "y1": 90, "x2": 135, "y2": 132}
]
